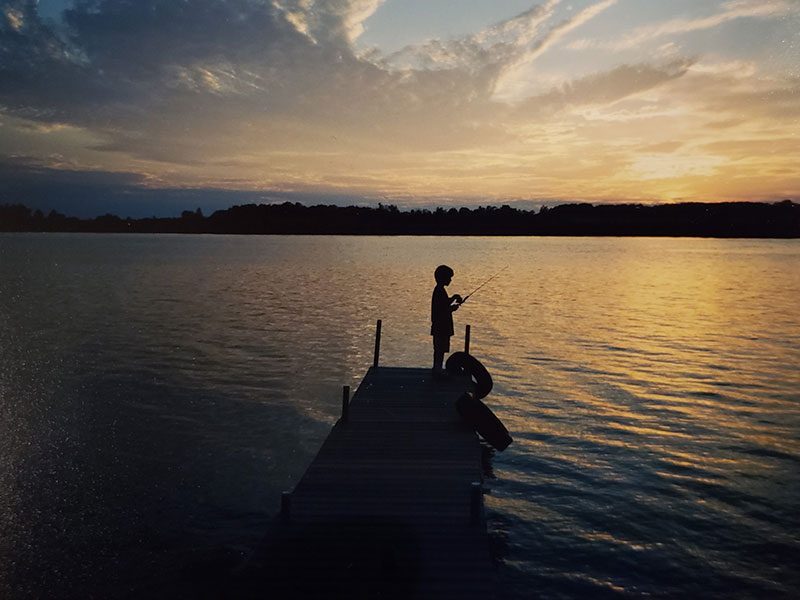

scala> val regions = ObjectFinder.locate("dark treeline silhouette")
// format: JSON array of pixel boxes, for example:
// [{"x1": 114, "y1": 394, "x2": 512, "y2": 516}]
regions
[{"x1": 1, "y1": 200, "x2": 798, "y2": 237}]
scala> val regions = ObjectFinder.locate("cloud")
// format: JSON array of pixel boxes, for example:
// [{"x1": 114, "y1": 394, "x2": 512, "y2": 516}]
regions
[
  {"x1": 273, "y1": 0, "x2": 386, "y2": 45},
  {"x1": 512, "y1": 58, "x2": 695, "y2": 116},
  {"x1": 0, "y1": 156, "x2": 381, "y2": 217},
  {"x1": 4, "y1": 0, "x2": 560, "y2": 165},
  {"x1": 379, "y1": 1, "x2": 560, "y2": 72},
  {"x1": 0, "y1": 0, "x2": 678, "y2": 153},
  {"x1": 3, "y1": 5, "x2": 24, "y2": 31},
  {"x1": 375, "y1": 1, "x2": 620, "y2": 102},
  {"x1": 492, "y1": 0, "x2": 619, "y2": 100},
  {"x1": 665, "y1": 61, "x2": 800, "y2": 123},
  {"x1": 639, "y1": 141, "x2": 684, "y2": 154},
  {"x1": 2, "y1": 1, "x2": 289, "y2": 125},
  {"x1": 701, "y1": 137, "x2": 800, "y2": 161},
  {"x1": 505, "y1": 0, "x2": 617, "y2": 69},
  {"x1": 2, "y1": 0, "x2": 394, "y2": 154},
  {"x1": 0, "y1": 1, "x2": 796, "y2": 208},
  {"x1": 568, "y1": 0, "x2": 794, "y2": 51}
]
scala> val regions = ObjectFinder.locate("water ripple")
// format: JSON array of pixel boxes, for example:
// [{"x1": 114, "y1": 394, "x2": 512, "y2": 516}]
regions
[{"x1": 2, "y1": 234, "x2": 799, "y2": 598}]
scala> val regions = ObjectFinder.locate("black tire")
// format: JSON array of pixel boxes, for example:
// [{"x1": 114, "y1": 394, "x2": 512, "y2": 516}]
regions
[
  {"x1": 455, "y1": 392, "x2": 513, "y2": 451},
  {"x1": 445, "y1": 352, "x2": 493, "y2": 399}
]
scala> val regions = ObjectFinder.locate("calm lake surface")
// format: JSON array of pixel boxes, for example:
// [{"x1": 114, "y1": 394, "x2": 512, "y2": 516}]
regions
[{"x1": 1, "y1": 233, "x2": 799, "y2": 598}]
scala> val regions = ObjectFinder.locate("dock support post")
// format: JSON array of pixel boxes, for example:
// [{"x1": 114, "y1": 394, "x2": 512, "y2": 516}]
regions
[
  {"x1": 341, "y1": 385, "x2": 350, "y2": 423},
  {"x1": 465, "y1": 324, "x2": 471, "y2": 354},
  {"x1": 281, "y1": 491, "x2": 292, "y2": 521},
  {"x1": 470, "y1": 481, "x2": 482, "y2": 524},
  {"x1": 373, "y1": 319, "x2": 382, "y2": 368}
]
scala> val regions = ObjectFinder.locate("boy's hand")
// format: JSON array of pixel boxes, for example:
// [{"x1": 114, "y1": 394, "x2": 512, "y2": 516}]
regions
[{"x1": 452, "y1": 294, "x2": 463, "y2": 304}]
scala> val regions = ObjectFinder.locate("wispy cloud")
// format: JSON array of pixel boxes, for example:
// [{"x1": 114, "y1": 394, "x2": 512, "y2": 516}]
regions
[
  {"x1": 377, "y1": 1, "x2": 560, "y2": 72},
  {"x1": 3, "y1": 6, "x2": 24, "y2": 31},
  {"x1": 512, "y1": 58, "x2": 696, "y2": 116},
  {"x1": 493, "y1": 0, "x2": 619, "y2": 100},
  {"x1": 568, "y1": 0, "x2": 794, "y2": 51},
  {"x1": 273, "y1": 0, "x2": 386, "y2": 44}
]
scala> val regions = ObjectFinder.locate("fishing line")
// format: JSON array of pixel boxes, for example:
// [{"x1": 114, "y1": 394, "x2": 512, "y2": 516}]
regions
[{"x1": 461, "y1": 265, "x2": 508, "y2": 303}]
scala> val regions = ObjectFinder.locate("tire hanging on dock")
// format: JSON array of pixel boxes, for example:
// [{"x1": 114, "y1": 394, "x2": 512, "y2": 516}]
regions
[
  {"x1": 456, "y1": 392, "x2": 513, "y2": 451},
  {"x1": 447, "y1": 352, "x2": 512, "y2": 451},
  {"x1": 445, "y1": 351, "x2": 493, "y2": 399}
]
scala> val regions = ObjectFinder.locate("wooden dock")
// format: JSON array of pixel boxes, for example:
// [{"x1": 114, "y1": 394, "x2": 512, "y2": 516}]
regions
[{"x1": 243, "y1": 323, "x2": 495, "y2": 598}]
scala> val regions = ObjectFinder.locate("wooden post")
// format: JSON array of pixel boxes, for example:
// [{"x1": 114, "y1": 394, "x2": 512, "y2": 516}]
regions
[
  {"x1": 281, "y1": 491, "x2": 292, "y2": 521},
  {"x1": 464, "y1": 324, "x2": 471, "y2": 355},
  {"x1": 341, "y1": 385, "x2": 350, "y2": 423},
  {"x1": 470, "y1": 481, "x2": 482, "y2": 524},
  {"x1": 373, "y1": 319, "x2": 382, "y2": 368}
]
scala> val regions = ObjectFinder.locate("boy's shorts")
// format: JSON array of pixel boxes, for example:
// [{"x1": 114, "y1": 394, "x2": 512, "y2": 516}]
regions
[{"x1": 433, "y1": 334, "x2": 451, "y2": 354}]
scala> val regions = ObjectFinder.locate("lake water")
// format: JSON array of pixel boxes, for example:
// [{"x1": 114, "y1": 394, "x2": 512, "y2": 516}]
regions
[{"x1": 1, "y1": 233, "x2": 799, "y2": 598}]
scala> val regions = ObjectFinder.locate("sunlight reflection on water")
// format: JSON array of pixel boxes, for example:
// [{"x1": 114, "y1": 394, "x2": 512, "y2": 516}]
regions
[{"x1": 1, "y1": 233, "x2": 798, "y2": 598}]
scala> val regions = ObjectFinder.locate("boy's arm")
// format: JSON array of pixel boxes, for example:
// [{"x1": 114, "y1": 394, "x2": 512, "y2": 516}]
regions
[{"x1": 449, "y1": 293, "x2": 463, "y2": 311}]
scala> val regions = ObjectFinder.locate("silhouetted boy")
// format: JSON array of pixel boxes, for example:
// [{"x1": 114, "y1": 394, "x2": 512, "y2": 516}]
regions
[{"x1": 431, "y1": 265, "x2": 462, "y2": 375}]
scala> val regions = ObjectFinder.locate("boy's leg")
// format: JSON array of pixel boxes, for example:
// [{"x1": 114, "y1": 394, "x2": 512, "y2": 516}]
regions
[
  {"x1": 433, "y1": 349, "x2": 444, "y2": 371},
  {"x1": 432, "y1": 334, "x2": 451, "y2": 373}
]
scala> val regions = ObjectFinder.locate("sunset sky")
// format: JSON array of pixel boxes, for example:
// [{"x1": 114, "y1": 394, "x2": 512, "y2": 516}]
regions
[{"x1": 1, "y1": 0, "x2": 798, "y2": 216}]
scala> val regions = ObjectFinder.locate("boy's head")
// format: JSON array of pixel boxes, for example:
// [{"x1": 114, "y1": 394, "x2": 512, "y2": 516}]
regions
[{"x1": 434, "y1": 265, "x2": 454, "y2": 285}]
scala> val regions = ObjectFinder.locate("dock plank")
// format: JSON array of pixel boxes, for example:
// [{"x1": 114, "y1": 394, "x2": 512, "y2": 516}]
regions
[{"x1": 245, "y1": 366, "x2": 495, "y2": 599}]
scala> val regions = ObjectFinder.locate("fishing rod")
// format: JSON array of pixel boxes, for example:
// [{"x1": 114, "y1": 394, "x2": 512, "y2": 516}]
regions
[{"x1": 459, "y1": 266, "x2": 508, "y2": 304}]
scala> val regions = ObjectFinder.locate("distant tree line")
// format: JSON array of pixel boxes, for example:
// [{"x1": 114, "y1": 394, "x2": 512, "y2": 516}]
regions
[{"x1": 0, "y1": 200, "x2": 798, "y2": 237}]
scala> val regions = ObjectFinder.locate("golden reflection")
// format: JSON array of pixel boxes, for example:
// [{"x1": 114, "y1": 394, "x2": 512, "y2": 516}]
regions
[
  {"x1": 654, "y1": 471, "x2": 723, "y2": 486},
  {"x1": 580, "y1": 530, "x2": 658, "y2": 553}
]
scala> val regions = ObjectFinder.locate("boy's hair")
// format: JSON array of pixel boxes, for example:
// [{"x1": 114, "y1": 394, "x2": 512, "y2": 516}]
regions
[{"x1": 434, "y1": 265, "x2": 454, "y2": 284}]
